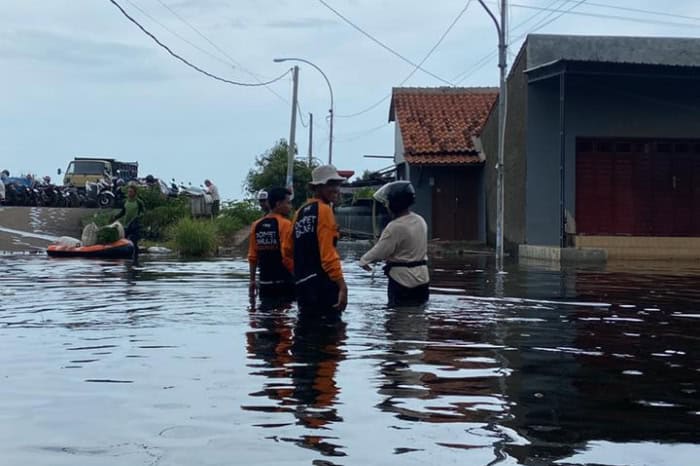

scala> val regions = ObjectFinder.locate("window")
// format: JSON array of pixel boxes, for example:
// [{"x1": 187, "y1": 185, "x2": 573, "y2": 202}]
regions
[{"x1": 74, "y1": 161, "x2": 108, "y2": 175}]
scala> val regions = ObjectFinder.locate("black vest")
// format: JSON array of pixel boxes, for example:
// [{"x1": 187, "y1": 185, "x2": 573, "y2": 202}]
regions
[
  {"x1": 255, "y1": 216, "x2": 293, "y2": 285},
  {"x1": 293, "y1": 201, "x2": 324, "y2": 284}
]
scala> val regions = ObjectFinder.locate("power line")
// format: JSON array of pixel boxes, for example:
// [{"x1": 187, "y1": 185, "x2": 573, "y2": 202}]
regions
[
  {"x1": 153, "y1": 0, "x2": 289, "y2": 104},
  {"x1": 317, "y1": 0, "x2": 455, "y2": 86},
  {"x1": 336, "y1": 0, "x2": 475, "y2": 119},
  {"x1": 108, "y1": 0, "x2": 290, "y2": 87},
  {"x1": 452, "y1": 0, "x2": 588, "y2": 85},
  {"x1": 122, "y1": 0, "x2": 235, "y2": 69},
  {"x1": 506, "y1": 1, "x2": 700, "y2": 29},
  {"x1": 527, "y1": 0, "x2": 588, "y2": 34},
  {"x1": 552, "y1": 0, "x2": 700, "y2": 23}
]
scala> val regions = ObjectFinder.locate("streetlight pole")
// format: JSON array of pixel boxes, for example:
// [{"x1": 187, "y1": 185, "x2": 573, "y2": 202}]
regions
[
  {"x1": 273, "y1": 57, "x2": 334, "y2": 165},
  {"x1": 478, "y1": 0, "x2": 507, "y2": 272},
  {"x1": 286, "y1": 66, "x2": 299, "y2": 195},
  {"x1": 308, "y1": 112, "x2": 313, "y2": 165}
]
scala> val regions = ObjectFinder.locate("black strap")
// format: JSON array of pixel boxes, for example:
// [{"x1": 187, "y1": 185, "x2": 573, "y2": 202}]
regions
[{"x1": 383, "y1": 260, "x2": 427, "y2": 275}]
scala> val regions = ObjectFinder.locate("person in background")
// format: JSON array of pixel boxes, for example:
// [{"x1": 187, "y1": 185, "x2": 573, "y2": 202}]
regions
[
  {"x1": 204, "y1": 179, "x2": 220, "y2": 216},
  {"x1": 284, "y1": 165, "x2": 347, "y2": 315},
  {"x1": 248, "y1": 187, "x2": 295, "y2": 303},
  {"x1": 0, "y1": 176, "x2": 5, "y2": 204},
  {"x1": 257, "y1": 189, "x2": 270, "y2": 214},
  {"x1": 359, "y1": 181, "x2": 429, "y2": 307},
  {"x1": 112, "y1": 183, "x2": 145, "y2": 265}
]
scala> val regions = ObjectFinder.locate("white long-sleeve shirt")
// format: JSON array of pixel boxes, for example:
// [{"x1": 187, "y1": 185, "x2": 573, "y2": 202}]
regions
[
  {"x1": 207, "y1": 183, "x2": 220, "y2": 202},
  {"x1": 359, "y1": 212, "x2": 429, "y2": 288}
]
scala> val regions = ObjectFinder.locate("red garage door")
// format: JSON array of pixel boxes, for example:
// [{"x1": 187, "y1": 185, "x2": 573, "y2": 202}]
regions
[{"x1": 576, "y1": 139, "x2": 700, "y2": 236}]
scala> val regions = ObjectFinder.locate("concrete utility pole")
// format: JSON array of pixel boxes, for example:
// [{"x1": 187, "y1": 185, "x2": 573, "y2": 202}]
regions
[
  {"x1": 273, "y1": 58, "x2": 334, "y2": 165},
  {"x1": 286, "y1": 65, "x2": 299, "y2": 196},
  {"x1": 478, "y1": 0, "x2": 507, "y2": 272},
  {"x1": 308, "y1": 113, "x2": 313, "y2": 165}
]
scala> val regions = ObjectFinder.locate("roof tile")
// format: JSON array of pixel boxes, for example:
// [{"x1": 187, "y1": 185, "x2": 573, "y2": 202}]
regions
[{"x1": 391, "y1": 87, "x2": 498, "y2": 165}]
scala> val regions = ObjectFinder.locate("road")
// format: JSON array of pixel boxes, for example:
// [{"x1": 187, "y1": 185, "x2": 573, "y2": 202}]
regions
[{"x1": 0, "y1": 206, "x2": 97, "y2": 252}]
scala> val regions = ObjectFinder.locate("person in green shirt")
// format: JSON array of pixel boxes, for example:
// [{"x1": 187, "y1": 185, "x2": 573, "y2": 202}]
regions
[{"x1": 113, "y1": 184, "x2": 145, "y2": 265}]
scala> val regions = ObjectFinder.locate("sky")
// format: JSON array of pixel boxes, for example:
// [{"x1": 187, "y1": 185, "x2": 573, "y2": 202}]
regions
[{"x1": 2, "y1": 0, "x2": 700, "y2": 200}]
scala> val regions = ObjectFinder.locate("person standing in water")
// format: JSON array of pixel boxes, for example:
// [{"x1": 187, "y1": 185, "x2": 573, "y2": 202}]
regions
[
  {"x1": 359, "y1": 181, "x2": 429, "y2": 307},
  {"x1": 112, "y1": 183, "x2": 145, "y2": 265},
  {"x1": 248, "y1": 187, "x2": 295, "y2": 303},
  {"x1": 284, "y1": 165, "x2": 348, "y2": 315}
]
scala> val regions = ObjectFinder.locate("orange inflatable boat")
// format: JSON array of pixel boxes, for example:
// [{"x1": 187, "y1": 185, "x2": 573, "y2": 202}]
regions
[{"x1": 47, "y1": 238, "x2": 135, "y2": 259}]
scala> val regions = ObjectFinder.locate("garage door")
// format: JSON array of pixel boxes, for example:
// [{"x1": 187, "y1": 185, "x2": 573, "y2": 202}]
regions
[{"x1": 576, "y1": 139, "x2": 700, "y2": 236}]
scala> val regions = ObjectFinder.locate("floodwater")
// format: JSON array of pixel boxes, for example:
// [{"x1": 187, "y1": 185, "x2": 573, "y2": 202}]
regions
[{"x1": 0, "y1": 247, "x2": 698, "y2": 466}]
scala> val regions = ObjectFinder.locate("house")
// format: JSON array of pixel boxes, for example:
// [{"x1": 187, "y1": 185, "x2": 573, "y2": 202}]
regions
[
  {"x1": 389, "y1": 87, "x2": 498, "y2": 241},
  {"x1": 481, "y1": 34, "x2": 700, "y2": 260}
]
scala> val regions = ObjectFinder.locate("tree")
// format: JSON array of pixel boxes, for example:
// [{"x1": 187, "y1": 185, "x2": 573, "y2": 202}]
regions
[{"x1": 245, "y1": 139, "x2": 318, "y2": 209}]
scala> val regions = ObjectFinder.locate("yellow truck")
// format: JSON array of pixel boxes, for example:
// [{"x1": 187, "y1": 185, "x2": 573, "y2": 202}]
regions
[{"x1": 59, "y1": 157, "x2": 138, "y2": 187}]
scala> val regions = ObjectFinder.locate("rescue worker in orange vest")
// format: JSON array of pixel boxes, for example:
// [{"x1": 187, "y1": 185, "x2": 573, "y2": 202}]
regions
[
  {"x1": 248, "y1": 187, "x2": 295, "y2": 301},
  {"x1": 284, "y1": 165, "x2": 348, "y2": 314}
]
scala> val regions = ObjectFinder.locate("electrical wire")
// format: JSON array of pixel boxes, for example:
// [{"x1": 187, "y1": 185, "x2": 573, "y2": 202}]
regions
[
  {"x1": 453, "y1": 0, "x2": 584, "y2": 85},
  {"x1": 108, "y1": 0, "x2": 291, "y2": 87},
  {"x1": 122, "y1": 0, "x2": 233, "y2": 69},
  {"x1": 153, "y1": 0, "x2": 289, "y2": 104},
  {"x1": 527, "y1": 0, "x2": 587, "y2": 34},
  {"x1": 549, "y1": 0, "x2": 700, "y2": 23},
  {"x1": 336, "y1": 0, "x2": 475, "y2": 119},
  {"x1": 317, "y1": 0, "x2": 455, "y2": 86},
  {"x1": 506, "y1": 1, "x2": 700, "y2": 29}
]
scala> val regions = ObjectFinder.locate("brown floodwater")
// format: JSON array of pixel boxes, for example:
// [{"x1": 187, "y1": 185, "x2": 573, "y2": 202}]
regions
[{"x1": 0, "y1": 246, "x2": 698, "y2": 465}]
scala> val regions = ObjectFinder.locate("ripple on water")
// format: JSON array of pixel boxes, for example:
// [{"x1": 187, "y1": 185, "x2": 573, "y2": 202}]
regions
[{"x1": 0, "y1": 255, "x2": 699, "y2": 465}]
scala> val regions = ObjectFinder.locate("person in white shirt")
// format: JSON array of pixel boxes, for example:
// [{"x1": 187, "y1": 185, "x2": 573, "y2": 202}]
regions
[
  {"x1": 204, "y1": 179, "x2": 221, "y2": 216},
  {"x1": 359, "y1": 181, "x2": 429, "y2": 306}
]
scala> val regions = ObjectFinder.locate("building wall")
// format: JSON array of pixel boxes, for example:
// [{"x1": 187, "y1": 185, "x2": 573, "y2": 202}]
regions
[
  {"x1": 482, "y1": 49, "x2": 529, "y2": 252},
  {"x1": 526, "y1": 72, "x2": 700, "y2": 245},
  {"x1": 526, "y1": 78, "x2": 561, "y2": 246},
  {"x1": 410, "y1": 165, "x2": 433, "y2": 238}
]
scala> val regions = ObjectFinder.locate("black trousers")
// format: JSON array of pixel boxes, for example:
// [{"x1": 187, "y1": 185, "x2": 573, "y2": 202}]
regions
[
  {"x1": 296, "y1": 274, "x2": 340, "y2": 314},
  {"x1": 259, "y1": 282, "x2": 295, "y2": 300},
  {"x1": 212, "y1": 200, "x2": 220, "y2": 217},
  {"x1": 125, "y1": 221, "x2": 140, "y2": 264},
  {"x1": 387, "y1": 276, "x2": 429, "y2": 307}
]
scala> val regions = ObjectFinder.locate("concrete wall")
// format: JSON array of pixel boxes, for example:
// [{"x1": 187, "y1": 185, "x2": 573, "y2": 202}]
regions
[
  {"x1": 526, "y1": 72, "x2": 700, "y2": 246},
  {"x1": 394, "y1": 120, "x2": 406, "y2": 165},
  {"x1": 525, "y1": 78, "x2": 562, "y2": 246},
  {"x1": 410, "y1": 165, "x2": 433, "y2": 238},
  {"x1": 482, "y1": 49, "x2": 529, "y2": 252}
]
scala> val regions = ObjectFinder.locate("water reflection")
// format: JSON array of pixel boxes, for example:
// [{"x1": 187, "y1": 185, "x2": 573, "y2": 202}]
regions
[
  {"x1": 0, "y1": 252, "x2": 698, "y2": 465},
  {"x1": 244, "y1": 304, "x2": 347, "y2": 458}
]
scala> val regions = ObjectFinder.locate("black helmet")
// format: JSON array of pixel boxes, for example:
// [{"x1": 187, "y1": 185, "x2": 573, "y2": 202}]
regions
[{"x1": 374, "y1": 180, "x2": 415, "y2": 212}]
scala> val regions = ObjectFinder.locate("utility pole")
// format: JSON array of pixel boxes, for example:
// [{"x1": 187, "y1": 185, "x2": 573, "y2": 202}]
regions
[
  {"x1": 308, "y1": 113, "x2": 313, "y2": 165},
  {"x1": 286, "y1": 66, "x2": 299, "y2": 196},
  {"x1": 478, "y1": 0, "x2": 507, "y2": 272}
]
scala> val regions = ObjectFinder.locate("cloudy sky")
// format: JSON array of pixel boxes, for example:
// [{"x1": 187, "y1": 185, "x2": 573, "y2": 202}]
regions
[{"x1": 2, "y1": 0, "x2": 699, "y2": 199}]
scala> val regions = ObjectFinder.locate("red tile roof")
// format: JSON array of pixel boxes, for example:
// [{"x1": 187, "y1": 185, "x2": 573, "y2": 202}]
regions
[{"x1": 389, "y1": 87, "x2": 498, "y2": 165}]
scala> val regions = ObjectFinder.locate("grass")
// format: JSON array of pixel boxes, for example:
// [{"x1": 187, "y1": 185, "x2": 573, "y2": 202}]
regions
[{"x1": 170, "y1": 217, "x2": 217, "y2": 257}]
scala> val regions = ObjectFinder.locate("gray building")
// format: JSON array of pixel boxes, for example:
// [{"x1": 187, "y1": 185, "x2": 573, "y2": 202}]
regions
[
  {"x1": 389, "y1": 87, "x2": 498, "y2": 241},
  {"x1": 481, "y1": 34, "x2": 700, "y2": 258}
]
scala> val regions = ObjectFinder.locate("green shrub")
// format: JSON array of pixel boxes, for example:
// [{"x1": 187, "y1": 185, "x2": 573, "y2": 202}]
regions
[
  {"x1": 133, "y1": 185, "x2": 169, "y2": 210},
  {"x1": 216, "y1": 215, "x2": 243, "y2": 237},
  {"x1": 171, "y1": 217, "x2": 217, "y2": 257},
  {"x1": 97, "y1": 225, "x2": 120, "y2": 244},
  {"x1": 80, "y1": 211, "x2": 115, "y2": 228},
  {"x1": 141, "y1": 197, "x2": 189, "y2": 241},
  {"x1": 220, "y1": 200, "x2": 261, "y2": 225}
]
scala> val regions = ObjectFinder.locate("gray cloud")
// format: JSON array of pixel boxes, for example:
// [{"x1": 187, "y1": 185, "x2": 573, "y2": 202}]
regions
[
  {"x1": 0, "y1": 29, "x2": 152, "y2": 65},
  {"x1": 265, "y1": 17, "x2": 338, "y2": 29},
  {"x1": 0, "y1": 29, "x2": 169, "y2": 81}
]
